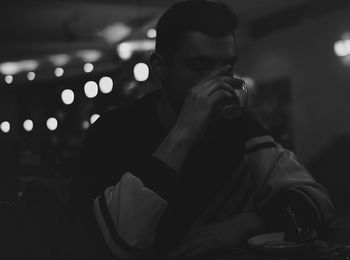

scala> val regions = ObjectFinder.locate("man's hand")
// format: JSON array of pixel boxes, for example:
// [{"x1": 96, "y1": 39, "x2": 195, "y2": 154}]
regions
[
  {"x1": 169, "y1": 212, "x2": 266, "y2": 259},
  {"x1": 153, "y1": 65, "x2": 240, "y2": 173},
  {"x1": 173, "y1": 65, "x2": 238, "y2": 144},
  {"x1": 169, "y1": 220, "x2": 240, "y2": 259}
]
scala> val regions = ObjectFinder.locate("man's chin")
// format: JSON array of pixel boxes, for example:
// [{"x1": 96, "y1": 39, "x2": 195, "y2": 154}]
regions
[{"x1": 205, "y1": 107, "x2": 247, "y2": 144}]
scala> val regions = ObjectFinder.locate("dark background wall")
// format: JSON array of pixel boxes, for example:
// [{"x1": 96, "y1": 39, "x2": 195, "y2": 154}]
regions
[{"x1": 237, "y1": 6, "x2": 350, "y2": 208}]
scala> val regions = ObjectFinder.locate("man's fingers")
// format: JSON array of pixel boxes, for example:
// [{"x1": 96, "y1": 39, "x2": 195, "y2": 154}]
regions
[
  {"x1": 220, "y1": 76, "x2": 245, "y2": 89},
  {"x1": 185, "y1": 244, "x2": 207, "y2": 258},
  {"x1": 169, "y1": 243, "x2": 193, "y2": 259},
  {"x1": 169, "y1": 236, "x2": 207, "y2": 259},
  {"x1": 208, "y1": 85, "x2": 235, "y2": 104},
  {"x1": 209, "y1": 82, "x2": 236, "y2": 96},
  {"x1": 190, "y1": 80, "x2": 235, "y2": 101},
  {"x1": 194, "y1": 76, "x2": 244, "y2": 98}
]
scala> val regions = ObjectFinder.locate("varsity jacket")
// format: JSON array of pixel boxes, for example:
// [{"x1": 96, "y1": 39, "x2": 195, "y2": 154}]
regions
[{"x1": 92, "y1": 134, "x2": 334, "y2": 259}]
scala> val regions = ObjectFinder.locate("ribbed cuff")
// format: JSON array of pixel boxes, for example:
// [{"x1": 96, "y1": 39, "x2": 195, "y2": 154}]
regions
[{"x1": 134, "y1": 155, "x2": 178, "y2": 200}]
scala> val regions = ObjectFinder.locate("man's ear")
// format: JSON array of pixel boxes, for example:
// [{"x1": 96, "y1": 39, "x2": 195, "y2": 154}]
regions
[{"x1": 150, "y1": 52, "x2": 167, "y2": 80}]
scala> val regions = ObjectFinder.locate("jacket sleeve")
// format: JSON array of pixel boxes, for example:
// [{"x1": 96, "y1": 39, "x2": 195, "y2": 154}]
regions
[
  {"x1": 245, "y1": 135, "x2": 334, "y2": 230},
  {"x1": 69, "y1": 111, "x2": 177, "y2": 259},
  {"x1": 93, "y1": 173, "x2": 167, "y2": 259}
]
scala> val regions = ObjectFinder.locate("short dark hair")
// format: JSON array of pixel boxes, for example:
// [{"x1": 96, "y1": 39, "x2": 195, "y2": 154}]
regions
[{"x1": 155, "y1": 0, "x2": 238, "y2": 60}]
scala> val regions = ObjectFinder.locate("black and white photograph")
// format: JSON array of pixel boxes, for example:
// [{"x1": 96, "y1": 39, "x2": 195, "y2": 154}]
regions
[{"x1": 1, "y1": 0, "x2": 350, "y2": 259}]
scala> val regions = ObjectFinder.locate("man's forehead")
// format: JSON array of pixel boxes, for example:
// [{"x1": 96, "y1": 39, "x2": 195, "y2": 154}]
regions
[{"x1": 178, "y1": 31, "x2": 236, "y2": 59}]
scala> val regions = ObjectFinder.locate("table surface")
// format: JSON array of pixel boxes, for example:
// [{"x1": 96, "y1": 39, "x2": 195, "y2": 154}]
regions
[
  {"x1": 168, "y1": 227, "x2": 350, "y2": 260},
  {"x1": 205, "y1": 240, "x2": 350, "y2": 260}
]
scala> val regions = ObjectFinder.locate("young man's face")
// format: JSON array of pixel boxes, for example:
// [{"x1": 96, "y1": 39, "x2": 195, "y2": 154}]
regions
[{"x1": 163, "y1": 31, "x2": 237, "y2": 113}]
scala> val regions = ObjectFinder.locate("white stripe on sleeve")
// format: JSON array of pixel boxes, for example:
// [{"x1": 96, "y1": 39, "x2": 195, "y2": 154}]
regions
[{"x1": 93, "y1": 172, "x2": 168, "y2": 259}]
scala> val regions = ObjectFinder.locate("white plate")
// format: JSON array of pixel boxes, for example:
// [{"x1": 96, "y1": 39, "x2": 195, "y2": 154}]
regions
[{"x1": 247, "y1": 232, "x2": 305, "y2": 254}]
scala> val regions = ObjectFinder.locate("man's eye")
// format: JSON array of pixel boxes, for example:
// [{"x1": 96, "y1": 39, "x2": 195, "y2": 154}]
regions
[
  {"x1": 224, "y1": 63, "x2": 235, "y2": 71},
  {"x1": 187, "y1": 62, "x2": 212, "y2": 72}
]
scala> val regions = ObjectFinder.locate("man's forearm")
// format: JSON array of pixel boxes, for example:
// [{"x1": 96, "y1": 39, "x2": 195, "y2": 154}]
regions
[
  {"x1": 153, "y1": 127, "x2": 195, "y2": 174},
  {"x1": 175, "y1": 211, "x2": 267, "y2": 255}
]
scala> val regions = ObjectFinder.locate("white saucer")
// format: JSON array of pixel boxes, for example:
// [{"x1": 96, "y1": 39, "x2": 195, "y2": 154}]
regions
[{"x1": 247, "y1": 232, "x2": 305, "y2": 254}]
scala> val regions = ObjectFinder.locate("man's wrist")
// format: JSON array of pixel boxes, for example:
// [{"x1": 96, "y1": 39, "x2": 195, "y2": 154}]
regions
[
  {"x1": 239, "y1": 211, "x2": 266, "y2": 236},
  {"x1": 153, "y1": 127, "x2": 195, "y2": 174},
  {"x1": 170, "y1": 125, "x2": 197, "y2": 147}
]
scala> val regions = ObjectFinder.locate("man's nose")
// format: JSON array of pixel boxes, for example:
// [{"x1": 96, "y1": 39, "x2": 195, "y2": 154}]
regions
[{"x1": 218, "y1": 65, "x2": 234, "y2": 76}]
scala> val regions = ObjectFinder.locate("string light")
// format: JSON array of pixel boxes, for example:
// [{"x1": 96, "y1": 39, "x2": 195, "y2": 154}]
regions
[
  {"x1": 0, "y1": 121, "x2": 10, "y2": 133},
  {"x1": 82, "y1": 120, "x2": 90, "y2": 130},
  {"x1": 23, "y1": 119, "x2": 34, "y2": 132},
  {"x1": 46, "y1": 117, "x2": 58, "y2": 131},
  {"x1": 84, "y1": 81, "x2": 98, "y2": 98},
  {"x1": 27, "y1": 72, "x2": 36, "y2": 81},
  {"x1": 90, "y1": 114, "x2": 100, "y2": 124},
  {"x1": 61, "y1": 89, "x2": 75, "y2": 105},
  {"x1": 133, "y1": 63, "x2": 149, "y2": 82},
  {"x1": 99, "y1": 76, "x2": 114, "y2": 94},
  {"x1": 334, "y1": 39, "x2": 350, "y2": 57},
  {"x1": 5, "y1": 75, "x2": 13, "y2": 84},
  {"x1": 146, "y1": 28, "x2": 157, "y2": 39},
  {"x1": 55, "y1": 67, "x2": 64, "y2": 77},
  {"x1": 83, "y1": 63, "x2": 94, "y2": 73}
]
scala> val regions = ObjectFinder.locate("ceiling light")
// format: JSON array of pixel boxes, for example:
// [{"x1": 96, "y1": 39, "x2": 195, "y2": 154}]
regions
[
  {"x1": 0, "y1": 59, "x2": 39, "y2": 75},
  {"x1": 48, "y1": 54, "x2": 70, "y2": 67},
  {"x1": 76, "y1": 50, "x2": 102, "y2": 63},
  {"x1": 117, "y1": 40, "x2": 155, "y2": 60},
  {"x1": 97, "y1": 22, "x2": 131, "y2": 44}
]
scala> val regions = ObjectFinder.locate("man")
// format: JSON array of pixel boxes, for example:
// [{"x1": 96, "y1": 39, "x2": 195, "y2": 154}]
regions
[{"x1": 70, "y1": 1, "x2": 334, "y2": 259}]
